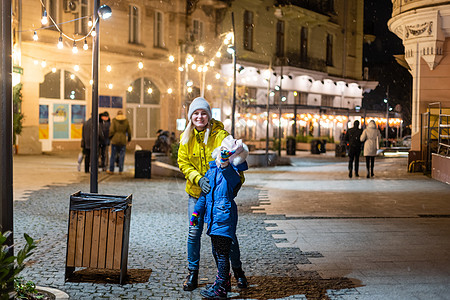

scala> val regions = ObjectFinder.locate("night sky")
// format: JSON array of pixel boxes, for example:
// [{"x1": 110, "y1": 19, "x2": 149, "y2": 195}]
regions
[{"x1": 363, "y1": 0, "x2": 412, "y2": 126}]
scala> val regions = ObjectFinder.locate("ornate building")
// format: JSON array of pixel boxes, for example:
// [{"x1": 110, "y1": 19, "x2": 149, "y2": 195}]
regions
[{"x1": 388, "y1": 0, "x2": 450, "y2": 153}]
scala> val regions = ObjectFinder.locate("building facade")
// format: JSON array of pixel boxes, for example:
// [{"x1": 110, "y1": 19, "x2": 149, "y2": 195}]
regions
[
  {"x1": 388, "y1": 0, "x2": 450, "y2": 152},
  {"x1": 13, "y1": 0, "x2": 378, "y2": 153}
]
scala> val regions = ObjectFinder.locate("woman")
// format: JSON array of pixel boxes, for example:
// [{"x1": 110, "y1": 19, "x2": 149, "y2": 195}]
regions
[
  {"x1": 177, "y1": 97, "x2": 247, "y2": 291},
  {"x1": 360, "y1": 120, "x2": 381, "y2": 178}
]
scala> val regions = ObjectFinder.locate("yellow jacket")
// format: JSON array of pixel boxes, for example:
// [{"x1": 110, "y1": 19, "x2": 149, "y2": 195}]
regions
[{"x1": 178, "y1": 119, "x2": 229, "y2": 198}]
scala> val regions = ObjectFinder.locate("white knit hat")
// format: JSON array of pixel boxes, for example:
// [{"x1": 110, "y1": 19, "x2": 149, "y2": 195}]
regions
[{"x1": 188, "y1": 97, "x2": 212, "y2": 120}]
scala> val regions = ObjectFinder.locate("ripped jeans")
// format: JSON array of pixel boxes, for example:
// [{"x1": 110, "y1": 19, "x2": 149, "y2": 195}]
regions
[{"x1": 187, "y1": 195, "x2": 242, "y2": 271}]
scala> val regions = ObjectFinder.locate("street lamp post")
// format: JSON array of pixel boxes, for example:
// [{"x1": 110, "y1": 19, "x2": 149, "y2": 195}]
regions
[
  {"x1": 90, "y1": 3, "x2": 111, "y2": 193},
  {"x1": 230, "y1": 12, "x2": 237, "y2": 137},
  {"x1": 1, "y1": 0, "x2": 14, "y2": 251}
]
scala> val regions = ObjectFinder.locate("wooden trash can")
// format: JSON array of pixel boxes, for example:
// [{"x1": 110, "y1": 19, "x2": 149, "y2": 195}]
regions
[{"x1": 65, "y1": 191, "x2": 132, "y2": 284}]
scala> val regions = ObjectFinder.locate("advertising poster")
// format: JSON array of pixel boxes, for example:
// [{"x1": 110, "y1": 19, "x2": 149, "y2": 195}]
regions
[
  {"x1": 71, "y1": 104, "x2": 86, "y2": 139},
  {"x1": 39, "y1": 104, "x2": 49, "y2": 139},
  {"x1": 53, "y1": 104, "x2": 69, "y2": 139}
]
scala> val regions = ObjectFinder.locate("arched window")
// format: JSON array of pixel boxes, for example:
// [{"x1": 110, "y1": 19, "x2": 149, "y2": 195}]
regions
[
  {"x1": 126, "y1": 77, "x2": 160, "y2": 139},
  {"x1": 39, "y1": 70, "x2": 86, "y2": 144}
]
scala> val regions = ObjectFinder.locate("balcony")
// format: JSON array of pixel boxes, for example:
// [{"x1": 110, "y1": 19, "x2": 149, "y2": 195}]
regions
[
  {"x1": 274, "y1": 0, "x2": 335, "y2": 16},
  {"x1": 284, "y1": 52, "x2": 327, "y2": 72},
  {"x1": 392, "y1": 0, "x2": 450, "y2": 17}
]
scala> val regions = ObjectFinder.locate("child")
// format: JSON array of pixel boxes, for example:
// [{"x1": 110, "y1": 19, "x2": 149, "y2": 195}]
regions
[{"x1": 190, "y1": 136, "x2": 249, "y2": 299}]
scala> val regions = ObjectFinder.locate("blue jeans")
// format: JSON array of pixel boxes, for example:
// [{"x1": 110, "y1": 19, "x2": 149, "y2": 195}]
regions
[
  {"x1": 109, "y1": 144, "x2": 125, "y2": 172},
  {"x1": 187, "y1": 195, "x2": 242, "y2": 271}
]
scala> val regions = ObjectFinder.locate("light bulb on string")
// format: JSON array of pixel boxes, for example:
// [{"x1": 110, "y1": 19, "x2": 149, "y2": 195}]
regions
[
  {"x1": 106, "y1": 65, "x2": 112, "y2": 72},
  {"x1": 108, "y1": 83, "x2": 113, "y2": 89},
  {"x1": 192, "y1": 64, "x2": 196, "y2": 70},
  {"x1": 33, "y1": 31, "x2": 38, "y2": 41},
  {"x1": 74, "y1": 65, "x2": 80, "y2": 72},
  {"x1": 83, "y1": 39, "x2": 88, "y2": 50},
  {"x1": 187, "y1": 87, "x2": 193, "y2": 93},
  {"x1": 127, "y1": 86, "x2": 133, "y2": 92},
  {"x1": 51, "y1": 68, "x2": 57, "y2": 73},
  {"x1": 216, "y1": 52, "x2": 221, "y2": 58},
  {"x1": 198, "y1": 45, "x2": 205, "y2": 52},
  {"x1": 91, "y1": 30, "x2": 96, "y2": 37},
  {"x1": 147, "y1": 88, "x2": 153, "y2": 94},
  {"x1": 72, "y1": 41, "x2": 78, "y2": 54},
  {"x1": 215, "y1": 73, "x2": 221, "y2": 79},
  {"x1": 41, "y1": 10, "x2": 48, "y2": 25},
  {"x1": 167, "y1": 88, "x2": 173, "y2": 94},
  {"x1": 207, "y1": 85, "x2": 212, "y2": 91},
  {"x1": 57, "y1": 34, "x2": 63, "y2": 49},
  {"x1": 41, "y1": 60, "x2": 46, "y2": 68},
  {"x1": 138, "y1": 61, "x2": 144, "y2": 69},
  {"x1": 178, "y1": 66, "x2": 184, "y2": 72},
  {"x1": 209, "y1": 61, "x2": 215, "y2": 67},
  {"x1": 169, "y1": 55, "x2": 175, "y2": 62},
  {"x1": 88, "y1": 17, "x2": 93, "y2": 27}
]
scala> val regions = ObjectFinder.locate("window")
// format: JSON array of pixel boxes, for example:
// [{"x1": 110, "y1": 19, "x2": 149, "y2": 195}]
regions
[
  {"x1": 126, "y1": 77, "x2": 161, "y2": 139},
  {"x1": 322, "y1": 95, "x2": 334, "y2": 107},
  {"x1": 300, "y1": 27, "x2": 308, "y2": 62},
  {"x1": 43, "y1": 0, "x2": 58, "y2": 29},
  {"x1": 129, "y1": 5, "x2": 139, "y2": 43},
  {"x1": 39, "y1": 70, "x2": 86, "y2": 100},
  {"x1": 274, "y1": 90, "x2": 288, "y2": 105},
  {"x1": 74, "y1": 0, "x2": 89, "y2": 35},
  {"x1": 243, "y1": 10, "x2": 253, "y2": 51},
  {"x1": 276, "y1": 20, "x2": 285, "y2": 57},
  {"x1": 192, "y1": 19, "x2": 203, "y2": 42},
  {"x1": 40, "y1": 70, "x2": 61, "y2": 99},
  {"x1": 326, "y1": 34, "x2": 333, "y2": 66},
  {"x1": 294, "y1": 92, "x2": 307, "y2": 105},
  {"x1": 154, "y1": 11, "x2": 164, "y2": 48}
]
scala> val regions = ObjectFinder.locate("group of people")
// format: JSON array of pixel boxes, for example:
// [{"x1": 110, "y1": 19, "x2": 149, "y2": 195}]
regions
[
  {"x1": 345, "y1": 119, "x2": 382, "y2": 178},
  {"x1": 80, "y1": 110, "x2": 132, "y2": 175},
  {"x1": 177, "y1": 97, "x2": 249, "y2": 299}
]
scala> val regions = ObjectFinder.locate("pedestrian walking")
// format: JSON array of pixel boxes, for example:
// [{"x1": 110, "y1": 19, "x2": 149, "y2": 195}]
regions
[
  {"x1": 360, "y1": 120, "x2": 381, "y2": 178},
  {"x1": 345, "y1": 120, "x2": 363, "y2": 178},
  {"x1": 177, "y1": 97, "x2": 248, "y2": 292},
  {"x1": 81, "y1": 118, "x2": 94, "y2": 173},
  {"x1": 107, "y1": 110, "x2": 131, "y2": 175},
  {"x1": 99, "y1": 111, "x2": 111, "y2": 171},
  {"x1": 190, "y1": 136, "x2": 249, "y2": 299}
]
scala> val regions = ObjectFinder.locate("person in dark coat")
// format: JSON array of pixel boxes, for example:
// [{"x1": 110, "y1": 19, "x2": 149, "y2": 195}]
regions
[
  {"x1": 345, "y1": 120, "x2": 363, "y2": 178},
  {"x1": 99, "y1": 111, "x2": 111, "y2": 171},
  {"x1": 81, "y1": 118, "x2": 93, "y2": 173}
]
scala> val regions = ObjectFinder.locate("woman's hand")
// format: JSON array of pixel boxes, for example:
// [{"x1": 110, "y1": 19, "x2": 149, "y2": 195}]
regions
[{"x1": 198, "y1": 177, "x2": 211, "y2": 194}]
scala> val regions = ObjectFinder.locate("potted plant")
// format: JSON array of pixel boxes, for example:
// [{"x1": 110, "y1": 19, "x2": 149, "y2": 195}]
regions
[
  {"x1": 0, "y1": 231, "x2": 37, "y2": 300},
  {"x1": 13, "y1": 83, "x2": 25, "y2": 154}
]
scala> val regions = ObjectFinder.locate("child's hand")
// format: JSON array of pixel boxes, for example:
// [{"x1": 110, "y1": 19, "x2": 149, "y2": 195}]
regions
[
  {"x1": 190, "y1": 211, "x2": 199, "y2": 226},
  {"x1": 220, "y1": 149, "x2": 235, "y2": 166}
]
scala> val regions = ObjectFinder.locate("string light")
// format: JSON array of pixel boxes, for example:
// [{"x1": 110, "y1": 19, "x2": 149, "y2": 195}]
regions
[
  {"x1": 70, "y1": 74, "x2": 75, "y2": 80},
  {"x1": 186, "y1": 80, "x2": 193, "y2": 87},
  {"x1": 209, "y1": 61, "x2": 215, "y2": 67},
  {"x1": 198, "y1": 45, "x2": 205, "y2": 52},
  {"x1": 215, "y1": 73, "x2": 221, "y2": 79},
  {"x1": 147, "y1": 88, "x2": 153, "y2": 94},
  {"x1": 91, "y1": 30, "x2": 96, "y2": 37},
  {"x1": 41, "y1": 60, "x2": 46, "y2": 67},
  {"x1": 33, "y1": 60, "x2": 38, "y2": 65},
  {"x1": 106, "y1": 65, "x2": 112, "y2": 72},
  {"x1": 216, "y1": 52, "x2": 221, "y2": 58},
  {"x1": 83, "y1": 39, "x2": 88, "y2": 50},
  {"x1": 187, "y1": 87, "x2": 193, "y2": 93},
  {"x1": 108, "y1": 83, "x2": 113, "y2": 89},
  {"x1": 138, "y1": 61, "x2": 144, "y2": 69},
  {"x1": 72, "y1": 41, "x2": 78, "y2": 54},
  {"x1": 169, "y1": 55, "x2": 175, "y2": 62},
  {"x1": 167, "y1": 88, "x2": 173, "y2": 94},
  {"x1": 74, "y1": 65, "x2": 80, "y2": 71},
  {"x1": 186, "y1": 55, "x2": 194, "y2": 64},
  {"x1": 203, "y1": 66, "x2": 208, "y2": 72},
  {"x1": 41, "y1": 10, "x2": 48, "y2": 25},
  {"x1": 127, "y1": 86, "x2": 133, "y2": 92},
  {"x1": 89, "y1": 79, "x2": 93, "y2": 85},
  {"x1": 88, "y1": 17, "x2": 93, "y2": 27},
  {"x1": 178, "y1": 66, "x2": 184, "y2": 72},
  {"x1": 57, "y1": 34, "x2": 63, "y2": 49},
  {"x1": 33, "y1": 31, "x2": 38, "y2": 41},
  {"x1": 197, "y1": 66, "x2": 202, "y2": 72},
  {"x1": 192, "y1": 64, "x2": 197, "y2": 70},
  {"x1": 207, "y1": 85, "x2": 212, "y2": 91},
  {"x1": 51, "y1": 67, "x2": 57, "y2": 73}
]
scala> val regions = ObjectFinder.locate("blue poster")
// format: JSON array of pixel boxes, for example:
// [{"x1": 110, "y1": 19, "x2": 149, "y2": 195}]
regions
[
  {"x1": 71, "y1": 105, "x2": 86, "y2": 139},
  {"x1": 53, "y1": 104, "x2": 69, "y2": 139},
  {"x1": 99, "y1": 95, "x2": 111, "y2": 108},
  {"x1": 112, "y1": 96, "x2": 123, "y2": 108}
]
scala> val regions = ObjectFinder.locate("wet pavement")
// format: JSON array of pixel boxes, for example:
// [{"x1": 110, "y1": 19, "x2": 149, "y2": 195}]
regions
[{"x1": 11, "y1": 150, "x2": 450, "y2": 299}]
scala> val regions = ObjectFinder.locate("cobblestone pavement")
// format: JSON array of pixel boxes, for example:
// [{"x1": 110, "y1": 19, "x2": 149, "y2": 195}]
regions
[{"x1": 11, "y1": 151, "x2": 450, "y2": 299}]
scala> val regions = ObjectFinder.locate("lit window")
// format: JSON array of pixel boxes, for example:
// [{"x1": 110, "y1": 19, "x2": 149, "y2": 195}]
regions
[{"x1": 129, "y1": 5, "x2": 140, "y2": 44}]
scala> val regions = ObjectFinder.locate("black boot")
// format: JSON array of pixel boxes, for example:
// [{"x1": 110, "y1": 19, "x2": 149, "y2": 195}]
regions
[
  {"x1": 233, "y1": 267, "x2": 248, "y2": 288},
  {"x1": 183, "y1": 269, "x2": 198, "y2": 291}
]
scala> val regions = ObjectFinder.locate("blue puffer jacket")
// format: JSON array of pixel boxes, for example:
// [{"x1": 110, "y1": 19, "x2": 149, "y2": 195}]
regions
[{"x1": 194, "y1": 160, "x2": 248, "y2": 241}]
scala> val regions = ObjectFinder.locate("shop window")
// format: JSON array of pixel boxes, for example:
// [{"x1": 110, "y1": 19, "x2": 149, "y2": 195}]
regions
[
  {"x1": 126, "y1": 77, "x2": 161, "y2": 138},
  {"x1": 39, "y1": 70, "x2": 61, "y2": 99},
  {"x1": 64, "y1": 71, "x2": 86, "y2": 100},
  {"x1": 322, "y1": 95, "x2": 334, "y2": 107}
]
